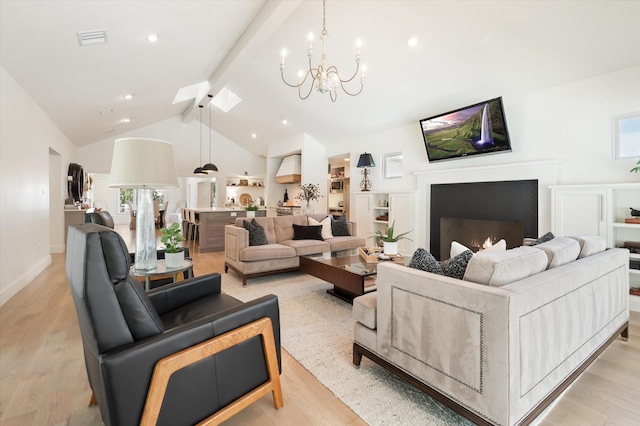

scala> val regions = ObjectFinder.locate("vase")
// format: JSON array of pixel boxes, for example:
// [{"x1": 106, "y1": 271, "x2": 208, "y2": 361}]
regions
[
  {"x1": 302, "y1": 200, "x2": 314, "y2": 215},
  {"x1": 383, "y1": 241, "x2": 398, "y2": 256},
  {"x1": 165, "y1": 250, "x2": 184, "y2": 268}
]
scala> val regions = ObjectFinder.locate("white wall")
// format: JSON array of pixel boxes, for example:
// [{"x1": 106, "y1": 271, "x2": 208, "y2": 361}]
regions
[
  {"x1": 0, "y1": 66, "x2": 77, "y2": 306},
  {"x1": 326, "y1": 65, "x2": 640, "y2": 191}
]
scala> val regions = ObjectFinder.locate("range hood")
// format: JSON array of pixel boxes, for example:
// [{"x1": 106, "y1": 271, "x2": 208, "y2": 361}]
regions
[{"x1": 275, "y1": 154, "x2": 301, "y2": 183}]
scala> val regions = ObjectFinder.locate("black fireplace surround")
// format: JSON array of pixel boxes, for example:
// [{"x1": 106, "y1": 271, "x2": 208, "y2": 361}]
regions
[{"x1": 430, "y1": 180, "x2": 538, "y2": 260}]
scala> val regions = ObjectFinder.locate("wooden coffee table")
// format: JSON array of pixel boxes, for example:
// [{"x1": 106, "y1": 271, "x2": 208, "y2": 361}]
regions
[{"x1": 299, "y1": 254, "x2": 377, "y2": 303}]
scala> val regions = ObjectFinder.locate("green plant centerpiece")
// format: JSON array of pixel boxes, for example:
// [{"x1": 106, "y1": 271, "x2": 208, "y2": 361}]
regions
[
  {"x1": 631, "y1": 157, "x2": 640, "y2": 173},
  {"x1": 369, "y1": 220, "x2": 412, "y2": 256},
  {"x1": 245, "y1": 204, "x2": 259, "y2": 211},
  {"x1": 160, "y1": 222, "x2": 186, "y2": 268}
]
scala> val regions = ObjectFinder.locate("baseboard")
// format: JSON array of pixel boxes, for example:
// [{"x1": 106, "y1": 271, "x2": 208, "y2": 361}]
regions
[
  {"x1": 0, "y1": 255, "x2": 51, "y2": 307},
  {"x1": 50, "y1": 244, "x2": 65, "y2": 254}
]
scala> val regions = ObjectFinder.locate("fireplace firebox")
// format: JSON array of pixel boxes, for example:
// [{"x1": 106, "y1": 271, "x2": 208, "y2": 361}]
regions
[{"x1": 440, "y1": 218, "x2": 524, "y2": 258}]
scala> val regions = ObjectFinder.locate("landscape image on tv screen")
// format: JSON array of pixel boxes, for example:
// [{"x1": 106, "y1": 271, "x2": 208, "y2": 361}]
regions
[{"x1": 420, "y1": 97, "x2": 512, "y2": 162}]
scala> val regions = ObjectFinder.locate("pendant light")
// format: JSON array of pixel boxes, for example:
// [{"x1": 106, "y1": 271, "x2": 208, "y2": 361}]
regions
[
  {"x1": 193, "y1": 105, "x2": 207, "y2": 175},
  {"x1": 202, "y1": 96, "x2": 218, "y2": 173}
]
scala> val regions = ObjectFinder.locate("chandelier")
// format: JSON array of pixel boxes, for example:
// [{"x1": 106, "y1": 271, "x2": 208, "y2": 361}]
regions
[{"x1": 280, "y1": 0, "x2": 365, "y2": 102}]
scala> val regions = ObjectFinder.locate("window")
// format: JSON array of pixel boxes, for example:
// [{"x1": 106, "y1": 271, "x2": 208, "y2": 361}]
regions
[{"x1": 119, "y1": 188, "x2": 134, "y2": 213}]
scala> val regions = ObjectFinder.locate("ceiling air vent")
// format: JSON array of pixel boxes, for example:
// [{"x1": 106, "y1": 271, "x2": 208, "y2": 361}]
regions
[{"x1": 77, "y1": 30, "x2": 107, "y2": 46}]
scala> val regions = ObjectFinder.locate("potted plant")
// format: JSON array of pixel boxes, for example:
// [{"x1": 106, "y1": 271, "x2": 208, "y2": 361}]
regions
[
  {"x1": 245, "y1": 204, "x2": 259, "y2": 217},
  {"x1": 370, "y1": 220, "x2": 412, "y2": 255},
  {"x1": 160, "y1": 222, "x2": 186, "y2": 268}
]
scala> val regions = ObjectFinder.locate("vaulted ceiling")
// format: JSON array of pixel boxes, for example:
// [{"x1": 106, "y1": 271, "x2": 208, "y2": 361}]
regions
[{"x1": 2, "y1": 1, "x2": 638, "y2": 157}]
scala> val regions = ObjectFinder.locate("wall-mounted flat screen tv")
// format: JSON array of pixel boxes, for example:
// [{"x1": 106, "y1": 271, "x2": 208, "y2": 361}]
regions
[{"x1": 420, "y1": 97, "x2": 512, "y2": 162}]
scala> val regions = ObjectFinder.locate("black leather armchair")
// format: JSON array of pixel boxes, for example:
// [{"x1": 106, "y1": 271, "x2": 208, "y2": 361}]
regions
[{"x1": 65, "y1": 223, "x2": 282, "y2": 425}]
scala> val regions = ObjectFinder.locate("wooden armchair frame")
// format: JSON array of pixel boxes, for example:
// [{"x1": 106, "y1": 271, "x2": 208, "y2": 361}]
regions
[{"x1": 139, "y1": 316, "x2": 283, "y2": 425}]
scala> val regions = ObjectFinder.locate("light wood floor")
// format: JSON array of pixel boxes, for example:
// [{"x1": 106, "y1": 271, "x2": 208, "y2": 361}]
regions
[{"x1": 0, "y1": 226, "x2": 639, "y2": 425}]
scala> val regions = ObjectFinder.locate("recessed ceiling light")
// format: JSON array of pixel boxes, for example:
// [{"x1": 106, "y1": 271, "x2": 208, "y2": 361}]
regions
[
  {"x1": 282, "y1": 119, "x2": 288, "y2": 125},
  {"x1": 251, "y1": 133, "x2": 257, "y2": 139},
  {"x1": 408, "y1": 37, "x2": 418, "y2": 47},
  {"x1": 120, "y1": 118, "x2": 130, "y2": 123},
  {"x1": 123, "y1": 94, "x2": 133, "y2": 100},
  {"x1": 345, "y1": 158, "x2": 350, "y2": 162},
  {"x1": 147, "y1": 34, "x2": 159, "y2": 42}
]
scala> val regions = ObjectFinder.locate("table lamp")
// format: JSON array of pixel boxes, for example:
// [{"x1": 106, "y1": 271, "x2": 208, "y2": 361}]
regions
[
  {"x1": 357, "y1": 152, "x2": 375, "y2": 191},
  {"x1": 109, "y1": 138, "x2": 178, "y2": 270}
]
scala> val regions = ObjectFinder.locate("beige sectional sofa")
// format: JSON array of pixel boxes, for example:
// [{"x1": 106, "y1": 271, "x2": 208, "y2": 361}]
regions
[
  {"x1": 225, "y1": 214, "x2": 366, "y2": 285},
  {"x1": 352, "y1": 236, "x2": 629, "y2": 426}
]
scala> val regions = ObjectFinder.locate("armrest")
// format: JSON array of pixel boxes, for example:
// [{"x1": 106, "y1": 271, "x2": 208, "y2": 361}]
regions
[
  {"x1": 225, "y1": 224, "x2": 249, "y2": 262},
  {"x1": 147, "y1": 273, "x2": 221, "y2": 315},
  {"x1": 100, "y1": 295, "x2": 281, "y2": 424},
  {"x1": 347, "y1": 221, "x2": 357, "y2": 236}
]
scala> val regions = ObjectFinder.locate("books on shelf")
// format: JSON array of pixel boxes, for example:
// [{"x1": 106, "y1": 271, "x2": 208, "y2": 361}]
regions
[{"x1": 624, "y1": 217, "x2": 640, "y2": 224}]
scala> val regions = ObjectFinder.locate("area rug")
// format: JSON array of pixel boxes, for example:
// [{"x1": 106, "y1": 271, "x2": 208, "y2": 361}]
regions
[{"x1": 222, "y1": 271, "x2": 472, "y2": 425}]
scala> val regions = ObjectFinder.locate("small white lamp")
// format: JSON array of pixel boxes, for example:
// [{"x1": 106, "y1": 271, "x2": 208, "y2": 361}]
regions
[{"x1": 109, "y1": 138, "x2": 178, "y2": 270}]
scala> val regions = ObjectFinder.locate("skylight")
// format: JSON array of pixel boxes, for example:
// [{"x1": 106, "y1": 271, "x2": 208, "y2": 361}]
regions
[{"x1": 211, "y1": 86, "x2": 242, "y2": 113}]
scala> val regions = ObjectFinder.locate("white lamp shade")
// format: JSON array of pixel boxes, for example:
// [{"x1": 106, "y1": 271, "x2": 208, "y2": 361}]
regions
[{"x1": 109, "y1": 138, "x2": 178, "y2": 188}]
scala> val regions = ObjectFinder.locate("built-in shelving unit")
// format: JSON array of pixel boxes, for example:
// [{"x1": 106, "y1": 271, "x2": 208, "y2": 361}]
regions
[
  {"x1": 551, "y1": 183, "x2": 640, "y2": 312},
  {"x1": 353, "y1": 191, "x2": 415, "y2": 255}
]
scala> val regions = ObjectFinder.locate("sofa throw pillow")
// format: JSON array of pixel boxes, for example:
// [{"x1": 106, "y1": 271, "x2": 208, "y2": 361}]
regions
[
  {"x1": 309, "y1": 216, "x2": 333, "y2": 240},
  {"x1": 530, "y1": 231, "x2": 555, "y2": 246},
  {"x1": 481, "y1": 239, "x2": 507, "y2": 253},
  {"x1": 331, "y1": 215, "x2": 351, "y2": 236},
  {"x1": 292, "y1": 224, "x2": 323, "y2": 240},
  {"x1": 450, "y1": 241, "x2": 470, "y2": 258},
  {"x1": 440, "y1": 249, "x2": 473, "y2": 280},
  {"x1": 242, "y1": 219, "x2": 268, "y2": 246},
  {"x1": 408, "y1": 248, "x2": 442, "y2": 274}
]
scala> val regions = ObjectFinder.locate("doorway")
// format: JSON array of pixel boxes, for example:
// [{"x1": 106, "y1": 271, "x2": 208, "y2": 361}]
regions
[{"x1": 327, "y1": 153, "x2": 350, "y2": 220}]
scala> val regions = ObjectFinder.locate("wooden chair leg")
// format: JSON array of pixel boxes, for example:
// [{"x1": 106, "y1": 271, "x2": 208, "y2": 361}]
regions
[
  {"x1": 89, "y1": 392, "x2": 97, "y2": 406},
  {"x1": 140, "y1": 317, "x2": 283, "y2": 426}
]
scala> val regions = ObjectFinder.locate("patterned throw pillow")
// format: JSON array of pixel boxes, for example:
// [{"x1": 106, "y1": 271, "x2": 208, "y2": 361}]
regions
[
  {"x1": 531, "y1": 231, "x2": 555, "y2": 246},
  {"x1": 242, "y1": 219, "x2": 268, "y2": 246},
  {"x1": 440, "y1": 250, "x2": 473, "y2": 280},
  {"x1": 408, "y1": 248, "x2": 442, "y2": 274},
  {"x1": 331, "y1": 215, "x2": 350, "y2": 236}
]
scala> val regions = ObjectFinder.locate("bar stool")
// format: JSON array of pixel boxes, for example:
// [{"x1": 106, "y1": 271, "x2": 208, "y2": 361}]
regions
[
  {"x1": 188, "y1": 209, "x2": 199, "y2": 243},
  {"x1": 181, "y1": 208, "x2": 191, "y2": 240}
]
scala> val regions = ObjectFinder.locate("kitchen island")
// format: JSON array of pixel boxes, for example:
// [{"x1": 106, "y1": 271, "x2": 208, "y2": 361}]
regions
[{"x1": 185, "y1": 207, "x2": 266, "y2": 252}]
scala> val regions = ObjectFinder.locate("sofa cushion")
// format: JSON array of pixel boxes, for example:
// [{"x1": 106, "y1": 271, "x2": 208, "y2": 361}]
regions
[
  {"x1": 239, "y1": 244, "x2": 297, "y2": 262},
  {"x1": 327, "y1": 236, "x2": 366, "y2": 252},
  {"x1": 440, "y1": 249, "x2": 473, "y2": 280},
  {"x1": 114, "y1": 279, "x2": 165, "y2": 339},
  {"x1": 280, "y1": 239, "x2": 331, "y2": 256},
  {"x1": 463, "y1": 246, "x2": 548, "y2": 286},
  {"x1": 293, "y1": 224, "x2": 323, "y2": 241},
  {"x1": 533, "y1": 236, "x2": 580, "y2": 268},
  {"x1": 331, "y1": 215, "x2": 351, "y2": 236},
  {"x1": 408, "y1": 248, "x2": 442, "y2": 274},
  {"x1": 273, "y1": 215, "x2": 308, "y2": 243},
  {"x1": 353, "y1": 292, "x2": 377, "y2": 330},
  {"x1": 569, "y1": 235, "x2": 607, "y2": 258},
  {"x1": 242, "y1": 219, "x2": 268, "y2": 246},
  {"x1": 309, "y1": 215, "x2": 333, "y2": 239}
]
